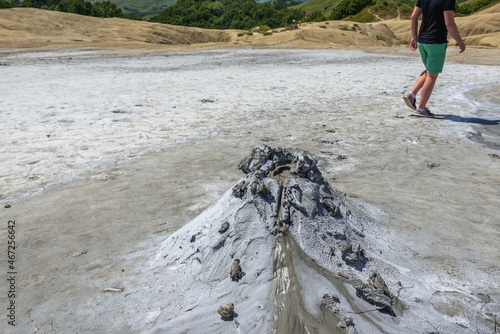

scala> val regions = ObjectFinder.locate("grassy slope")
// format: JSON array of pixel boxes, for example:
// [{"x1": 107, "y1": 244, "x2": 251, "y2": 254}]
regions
[
  {"x1": 291, "y1": 0, "x2": 341, "y2": 15},
  {"x1": 459, "y1": 0, "x2": 500, "y2": 6},
  {"x1": 347, "y1": 1, "x2": 413, "y2": 22},
  {"x1": 108, "y1": 0, "x2": 176, "y2": 16}
]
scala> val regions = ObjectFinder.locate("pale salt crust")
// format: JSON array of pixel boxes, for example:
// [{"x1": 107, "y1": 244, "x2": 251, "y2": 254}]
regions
[
  {"x1": 0, "y1": 49, "x2": 499, "y2": 333},
  {"x1": 1, "y1": 49, "x2": 499, "y2": 204}
]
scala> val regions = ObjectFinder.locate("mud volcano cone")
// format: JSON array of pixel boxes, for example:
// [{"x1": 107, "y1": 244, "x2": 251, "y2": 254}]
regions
[
  {"x1": 145, "y1": 146, "x2": 394, "y2": 333},
  {"x1": 140, "y1": 146, "x2": 485, "y2": 334}
]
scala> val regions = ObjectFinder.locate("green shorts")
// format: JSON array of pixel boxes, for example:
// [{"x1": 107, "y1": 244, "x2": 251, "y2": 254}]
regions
[{"x1": 417, "y1": 42, "x2": 447, "y2": 73}]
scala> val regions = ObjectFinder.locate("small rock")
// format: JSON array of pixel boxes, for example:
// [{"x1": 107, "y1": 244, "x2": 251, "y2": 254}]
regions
[
  {"x1": 341, "y1": 243, "x2": 366, "y2": 266},
  {"x1": 329, "y1": 246, "x2": 335, "y2": 257},
  {"x1": 320, "y1": 197, "x2": 340, "y2": 217},
  {"x1": 217, "y1": 303, "x2": 234, "y2": 320},
  {"x1": 355, "y1": 272, "x2": 395, "y2": 315},
  {"x1": 332, "y1": 206, "x2": 340, "y2": 217},
  {"x1": 321, "y1": 293, "x2": 340, "y2": 308},
  {"x1": 218, "y1": 222, "x2": 230, "y2": 233},
  {"x1": 232, "y1": 181, "x2": 247, "y2": 198},
  {"x1": 190, "y1": 234, "x2": 196, "y2": 243},
  {"x1": 427, "y1": 162, "x2": 439, "y2": 168},
  {"x1": 230, "y1": 259, "x2": 245, "y2": 281}
]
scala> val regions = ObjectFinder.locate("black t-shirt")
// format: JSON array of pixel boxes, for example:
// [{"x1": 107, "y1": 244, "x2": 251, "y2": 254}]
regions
[{"x1": 416, "y1": 0, "x2": 456, "y2": 44}]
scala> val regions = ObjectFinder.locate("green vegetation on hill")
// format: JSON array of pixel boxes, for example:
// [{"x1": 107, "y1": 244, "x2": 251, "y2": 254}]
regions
[
  {"x1": 271, "y1": 0, "x2": 301, "y2": 7},
  {"x1": 330, "y1": 0, "x2": 375, "y2": 20},
  {"x1": 346, "y1": 6, "x2": 375, "y2": 22},
  {"x1": 100, "y1": 0, "x2": 175, "y2": 18},
  {"x1": 296, "y1": 0, "x2": 497, "y2": 23},
  {"x1": 21, "y1": 0, "x2": 123, "y2": 17},
  {"x1": 5, "y1": 0, "x2": 142, "y2": 19},
  {"x1": 5, "y1": 0, "x2": 497, "y2": 29},
  {"x1": 149, "y1": 0, "x2": 305, "y2": 29},
  {"x1": 372, "y1": 0, "x2": 412, "y2": 19},
  {"x1": 292, "y1": 0, "x2": 341, "y2": 16},
  {"x1": 347, "y1": 0, "x2": 413, "y2": 22},
  {"x1": 456, "y1": 0, "x2": 500, "y2": 15},
  {"x1": 0, "y1": 0, "x2": 14, "y2": 8}
]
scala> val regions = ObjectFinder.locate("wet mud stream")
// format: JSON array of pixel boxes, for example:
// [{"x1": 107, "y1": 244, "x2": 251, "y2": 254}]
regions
[
  {"x1": 269, "y1": 164, "x2": 344, "y2": 333},
  {"x1": 269, "y1": 164, "x2": 398, "y2": 333},
  {"x1": 271, "y1": 229, "x2": 404, "y2": 334},
  {"x1": 271, "y1": 232, "x2": 346, "y2": 334}
]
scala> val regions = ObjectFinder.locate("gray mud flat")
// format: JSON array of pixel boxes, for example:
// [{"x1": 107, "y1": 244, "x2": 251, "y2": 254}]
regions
[{"x1": 0, "y1": 49, "x2": 499, "y2": 333}]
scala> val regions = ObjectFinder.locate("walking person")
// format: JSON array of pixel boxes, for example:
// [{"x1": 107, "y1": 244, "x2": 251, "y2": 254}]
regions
[{"x1": 404, "y1": 0, "x2": 466, "y2": 117}]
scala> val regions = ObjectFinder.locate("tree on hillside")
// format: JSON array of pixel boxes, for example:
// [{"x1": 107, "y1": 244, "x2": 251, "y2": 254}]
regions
[
  {"x1": 309, "y1": 10, "x2": 326, "y2": 22},
  {"x1": 124, "y1": 12, "x2": 142, "y2": 20},
  {"x1": 149, "y1": 0, "x2": 304, "y2": 30},
  {"x1": 67, "y1": 0, "x2": 91, "y2": 15},
  {"x1": 330, "y1": 0, "x2": 375, "y2": 20},
  {"x1": 18, "y1": 0, "x2": 126, "y2": 19},
  {"x1": 271, "y1": 0, "x2": 301, "y2": 7},
  {"x1": 90, "y1": 0, "x2": 122, "y2": 18},
  {"x1": 0, "y1": 0, "x2": 14, "y2": 8},
  {"x1": 20, "y1": 0, "x2": 44, "y2": 7}
]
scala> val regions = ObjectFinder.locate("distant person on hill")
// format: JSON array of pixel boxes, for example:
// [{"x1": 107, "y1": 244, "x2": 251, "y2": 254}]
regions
[
  {"x1": 291, "y1": 20, "x2": 297, "y2": 29},
  {"x1": 306, "y1": 12, "x2": 310, "y2": 23},
  {"x1": 404, "y1": 0, "x2": 465, "y2": 117}
]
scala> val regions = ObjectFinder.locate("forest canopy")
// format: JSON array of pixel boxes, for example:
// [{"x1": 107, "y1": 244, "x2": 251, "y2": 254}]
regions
[
  {"x1": 0, "y1": 0, "x2": 141, "y2": 19},
  {"x1": 148, "y1": 0, "x2": 305, "y2": 29},
  {"x1": 3, "y1": 0, "x2": 498, "y2": 27}
]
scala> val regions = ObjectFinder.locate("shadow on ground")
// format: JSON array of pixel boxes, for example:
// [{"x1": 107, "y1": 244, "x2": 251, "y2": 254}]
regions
[{"x1": 433, "y1": 114, "x2": 499, "y2": 125}]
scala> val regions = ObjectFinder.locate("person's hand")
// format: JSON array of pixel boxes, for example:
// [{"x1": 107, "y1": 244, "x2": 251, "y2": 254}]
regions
[
  {"x1": 458, "y1": 41, "x2": 465, "y2": 53},
  {"x1": 409, "y1": 38, "x2": 418, "y2": 51}
]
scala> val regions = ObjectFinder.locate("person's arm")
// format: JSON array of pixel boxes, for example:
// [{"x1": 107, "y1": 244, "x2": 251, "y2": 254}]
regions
[
  {"x1": 410, "y1": 7, "x2": 422, "y2": 51},
  {"x1": 444, "y1": 10, "x2": 465, "y2": 52}
]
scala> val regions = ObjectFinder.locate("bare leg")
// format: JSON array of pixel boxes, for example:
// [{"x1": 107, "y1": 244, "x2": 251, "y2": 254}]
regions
[
  {"x1": 411, "y1": 70, "x2": 427, "y2": 95},
  {"x1": 418, "y1": 72, "x2": 439, "y2": 109}
]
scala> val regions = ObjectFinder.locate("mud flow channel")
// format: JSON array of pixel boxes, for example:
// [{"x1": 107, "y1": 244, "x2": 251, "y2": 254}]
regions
[
  {"x1": 270, "y1": 231, "x2": 347, "y2": 334},
  {"x1": 268, "y1": 163, "x2": 395, "y2": 333},
  {"x1": 269, "y1": 164, "x2": 347, "y2": 333}
]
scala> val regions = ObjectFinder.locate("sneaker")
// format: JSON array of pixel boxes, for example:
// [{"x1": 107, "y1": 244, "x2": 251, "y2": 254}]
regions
[
  {"x1": 404, "y1": 93, "x2": 416, "y2": 110},
  {"x1": 416, "y1": 107, "x2": 434, "y2": 117}
]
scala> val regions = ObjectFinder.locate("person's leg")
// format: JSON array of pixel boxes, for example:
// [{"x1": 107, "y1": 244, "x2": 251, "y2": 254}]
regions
[
  {"x1": 404, "y1": 69, "x2": 427, "y2": 110},
  {"x1": 411, "y1": 70, "x2": 427, "y2": 96},
  {"x1": 416, "y1": 43, "x2": 446, "y2": 109},
  {"x1": 418, "y1": 72, "x2": 439, "y2": 109}
]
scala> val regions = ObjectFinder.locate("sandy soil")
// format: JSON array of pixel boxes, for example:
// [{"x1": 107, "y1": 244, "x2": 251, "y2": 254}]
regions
[{"x1": 0, "y1": 6, "x2": 499, "y2": 334}]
